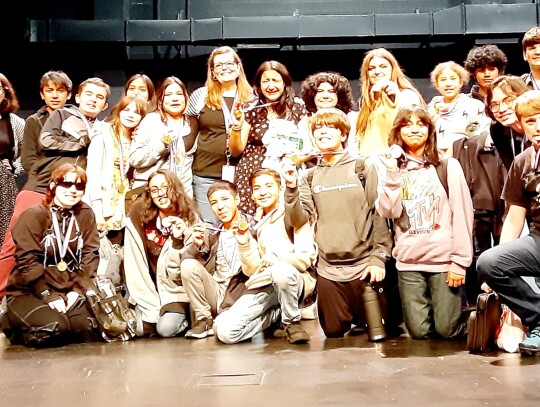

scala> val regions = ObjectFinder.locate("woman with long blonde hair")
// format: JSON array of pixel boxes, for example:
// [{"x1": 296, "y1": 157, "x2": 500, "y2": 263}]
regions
[
  {"x1": 186, "y1": 46, "x2": 255, "y2": 221},
  {"x1": 354, "y1": 48, "x2": 424, "y2": 157}
]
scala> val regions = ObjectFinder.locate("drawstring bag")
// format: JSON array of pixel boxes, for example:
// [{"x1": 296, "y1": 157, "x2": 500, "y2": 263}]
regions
[
  {"x1": 86, "y1": 278, "x2": 136, "y2": 342},
  {"x1": 495, "y1": 305, "x2": 526, "y2": 353}
]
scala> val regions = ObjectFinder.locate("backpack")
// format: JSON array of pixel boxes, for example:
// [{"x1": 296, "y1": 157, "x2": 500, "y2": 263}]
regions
[{"x1": 435, "y1": 158, "x2": 449, "y2": 197}]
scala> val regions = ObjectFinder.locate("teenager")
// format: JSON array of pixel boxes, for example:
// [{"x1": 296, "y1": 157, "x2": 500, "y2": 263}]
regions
[
  {"x1": 176, "y1": 180, "x2": 248, "y2": 339},
  {"x1": 521, "y1": 26, "x2": 540, "y2": 90},
  {"x1": 0, "y1": 164, "x2": 100, "y2": 348},
  {"x1": 214, "y1": 168, "x2": 316, "y2": 344},
  {"x1": 464, "y1": 44, "x2": 508, "y2": 102},
  {"x1": 477, "y1": 90, "x2": 540, "y2": 355},
  {"x1": 283, "y1": 108, "x2": 393, "y2": 338},
  {"x1": 377, "y1": 105, "x2": 473, "y2": 339},
  {"x1": 0, "y1": 76, "x2": 109, "y2": 299},
  {"x1": 123, "y1": 170, "x2": 199, "y2": 337}
]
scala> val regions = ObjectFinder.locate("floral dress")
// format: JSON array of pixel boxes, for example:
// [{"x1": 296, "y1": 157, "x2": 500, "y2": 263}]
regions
[{"x1": 234, "y1": 99, "x2": 306, "y2": 215}]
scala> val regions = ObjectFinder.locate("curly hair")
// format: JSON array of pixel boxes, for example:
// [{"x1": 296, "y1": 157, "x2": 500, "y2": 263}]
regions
[
  {"x1": 141, "y1": 170, "x2": 200, "y2": 228},
  {"x1": 300, "y1": 71, "x2": 354, "y2": 114},
  {"x1": 464, "y1": 45, "x2": 508, "y2": 75},
  {"x1": 430, "y1": 61, "x2": 470, "y2": 88}
]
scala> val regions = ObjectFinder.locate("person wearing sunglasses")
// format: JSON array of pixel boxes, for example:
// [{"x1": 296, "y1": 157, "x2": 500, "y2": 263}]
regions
[
  {"x1": 123, "y1": 169, "x2": 201, "y2": 337},
  {"x1": 0, "y1": 164, "x2": 101, "y2": 348}
]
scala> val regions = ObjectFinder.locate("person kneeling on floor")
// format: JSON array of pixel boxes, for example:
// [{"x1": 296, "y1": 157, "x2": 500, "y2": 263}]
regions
[{"x1": 214, "y1": 168, "x2": 317, "y2": 344}]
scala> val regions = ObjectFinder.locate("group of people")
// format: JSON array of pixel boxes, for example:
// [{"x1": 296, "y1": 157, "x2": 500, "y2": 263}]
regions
[{"x1": 2, "y1": 25, "x2": 540, "y2": 356}]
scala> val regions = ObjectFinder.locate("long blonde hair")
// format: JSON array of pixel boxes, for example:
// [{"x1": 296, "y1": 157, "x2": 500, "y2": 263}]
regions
[
  {"x1": 356, "y1": 48, "x2": 422, "y2": 137},
  {"x1": 205, "y1": 46, "x2": 252, "y2": 110}
]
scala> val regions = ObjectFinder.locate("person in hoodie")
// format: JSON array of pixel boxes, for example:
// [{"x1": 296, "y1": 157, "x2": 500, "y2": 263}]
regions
[
  {"x1": 282, "y1": 107, "x2": 392, "y2": 339},
  {"x1": 0, "y1": 76, "x2": 110, "y2": 299},
  {"x1": 376, "y1": 105, "x2": 473, "y2": 340},
  {"x1": 214, "y1": 168, "x2": 316, "y2": 344}
]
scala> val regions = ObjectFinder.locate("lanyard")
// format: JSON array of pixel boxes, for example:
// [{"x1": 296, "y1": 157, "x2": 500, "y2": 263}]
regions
[
  {"x1": 252, "y1": 207, "x2": 279, "y2": 233},
  {"x1": 531, "y1": 147, "x2": 540, "y2": 170},
  {"x1": 50, "y1": 209, "x2": 77, "y2": 259}
]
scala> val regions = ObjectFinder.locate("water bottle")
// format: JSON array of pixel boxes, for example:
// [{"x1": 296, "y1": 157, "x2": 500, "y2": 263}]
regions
[{"x1": 363, "y1": 284, "x2": 387, "y2": 342}]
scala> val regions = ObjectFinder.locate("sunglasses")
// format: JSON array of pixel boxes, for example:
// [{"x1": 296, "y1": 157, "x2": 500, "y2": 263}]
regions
[{"x1": 56, "y1": 180, "x2": 85, "y2": 191}]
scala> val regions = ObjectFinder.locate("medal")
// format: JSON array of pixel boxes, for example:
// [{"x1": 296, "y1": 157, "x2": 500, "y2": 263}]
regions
[
  {"x1": 163, "y1": 134, "x2": 173, "y2": 144},
  {"x1": 118, "y1": 184, "x2": 125, "y2": 194},
  {"x1": 174, "y1": 156, "x2": 180, "y2": 164},
  {"x1": 57, "y1": 261, "x2": 68, "y2": 271}
]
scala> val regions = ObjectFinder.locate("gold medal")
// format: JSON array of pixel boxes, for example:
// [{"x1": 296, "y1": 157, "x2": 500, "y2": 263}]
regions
[
  {"x1": 57, "y1": 261, "x2": 68, "y2": 272},
  {"x1": 174, "y1": 156, "x2": 180, "y2": 164},
  {"x1": 162, "y1": 134, "x2": 173, "y2": 144},
  {"x1": 118, "y1": 184, "x2": 125, "y2": 194}
]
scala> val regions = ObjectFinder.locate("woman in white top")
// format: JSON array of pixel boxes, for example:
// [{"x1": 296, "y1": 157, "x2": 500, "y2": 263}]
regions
[{"x1": 130, "y1": 76, "x2": 198, "y2": 196}]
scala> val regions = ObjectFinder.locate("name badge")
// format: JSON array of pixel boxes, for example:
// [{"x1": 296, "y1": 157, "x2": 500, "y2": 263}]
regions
[{"x1": 222, "y1": 165, "x2": 235, "y2": 183}]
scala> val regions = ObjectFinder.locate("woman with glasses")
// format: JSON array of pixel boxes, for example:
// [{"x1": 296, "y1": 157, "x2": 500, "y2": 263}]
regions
[
  {"x1": 123, "y1": 169, "x2": 201, "y2": 337},
  {"x1": 0, "y1": 164, "x2": 101, "y2": 348},
  {"x1": 451, "y1": 75, "x2": 529, "y2": 305},
  {"x1": 428, "y1": 61, "x2": 491, "y2": 156},
  {"x1": 186, "y1": 46, "x2": 255, "y2": 221},
  {"x1": 130, "y1": 76, "x2": 198, "y2": 200},
  {"x1": 228, "y1": 60, "x2": 307, "y2": 215},
  {"x1": 0, "y1": 73, "x2": 25, "y2": 248}
]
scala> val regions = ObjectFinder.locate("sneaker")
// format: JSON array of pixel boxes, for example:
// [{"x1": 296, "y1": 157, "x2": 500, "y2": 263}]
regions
[
  {"x1": 284, "y1": 321, "x2": 310, "y2": 344},
  {"x1": 519, "y1": 328, "x2": 540, "y2": 356},
  {"x1": 185, "y1": 317, "x2": 214, "y2": 339},
  {"x1": 272, "y1": 322, "x2": 287, "y2": 338}
]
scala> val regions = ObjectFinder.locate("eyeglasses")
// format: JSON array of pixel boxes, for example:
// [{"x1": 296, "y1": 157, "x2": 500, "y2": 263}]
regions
[
  {"x1": 149, "y1": 185, "x2": 170, "y2": 197},
  {"x1": 490, "y1": 96, "x2": 516, "y2": 113},
  {"x1": 56, "y1": 180, "x2": 85, "y2": 191},
  {"x1": 213, "y1": 62, "x2": 237, "y2": 72}
]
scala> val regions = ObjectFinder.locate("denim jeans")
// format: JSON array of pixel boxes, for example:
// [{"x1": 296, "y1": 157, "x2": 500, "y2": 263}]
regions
[
  {"x1": 214, "y1": 262, "x2": 304, "y2": 344},
  {"x1": 192, "y1": 174, "x2": 219, "y2": 223},
  {"x1": 477, "y1": 234, "x2": 540, "y2": 331},
  {"x1": 398, "y1": 271, "x2": 463, "y2": 339}
]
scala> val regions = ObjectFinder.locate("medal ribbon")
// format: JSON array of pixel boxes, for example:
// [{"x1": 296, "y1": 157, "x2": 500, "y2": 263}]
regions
[{"x1": 50, "y1": 209, "x2": 76, "y2": 261}]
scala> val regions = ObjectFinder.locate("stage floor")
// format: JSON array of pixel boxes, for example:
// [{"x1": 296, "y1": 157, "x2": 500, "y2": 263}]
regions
[{"x1": 1, "y1": 319, "x2": 539, "y2": 407}]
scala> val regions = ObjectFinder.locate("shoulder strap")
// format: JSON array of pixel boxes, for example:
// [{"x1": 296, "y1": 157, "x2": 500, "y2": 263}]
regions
[
  {"x1": 355, "y1": 157, "x2": 366, "y2": 189},
  {"x1": 435, "y1": 158, "x2": 449, "y2": 197}
]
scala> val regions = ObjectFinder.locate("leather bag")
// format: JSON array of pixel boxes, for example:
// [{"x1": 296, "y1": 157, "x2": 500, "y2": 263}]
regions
[{"x1": 466, "y1": 292, "x2": 502, "y2": 353}]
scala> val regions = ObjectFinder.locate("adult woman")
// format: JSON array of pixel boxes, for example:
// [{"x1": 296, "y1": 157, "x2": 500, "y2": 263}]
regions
[
  {"x1": 186, "y1": 46, "x2": 254, "y2": 221},
  {"x1": 0, "y1": 73, "x2": 25, "y2": 248},
  {"x1": 376, "y1": 105, "x2": 473, "y2": 339},
  {"x1": 124, "y1": 73, "x2": 156, "y2": 112},
  {"x1": 86, "y1": 94, "x2": 147, "y2": 240},
  {"x1": 124, "y1": 169, "x2": 200, "y2": 337},
  {"x1": 130, "y1": 76, "x2": 198, "y2": 197},
  {"x1": 1, "y1": 164, "x2": 100, "y2": 347},
  {"x1": 229, "y1": 60, "x2": 306, "y2": 215},
  {"x1": 354, "y1": 48, "x2": 424, "y2": 157},
  {"x1": 428, "y1": 61, "x2": 490, "y2": 155}
]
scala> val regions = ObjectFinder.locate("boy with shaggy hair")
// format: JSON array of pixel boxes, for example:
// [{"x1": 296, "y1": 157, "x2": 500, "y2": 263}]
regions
[{"x1": 464, "y1": 44, "x2": 508, "y2": 101}]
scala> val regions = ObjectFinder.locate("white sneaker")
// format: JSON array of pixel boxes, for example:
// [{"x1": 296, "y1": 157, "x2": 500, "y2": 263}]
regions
[{"x1": 301, "y1": 302, "x2": 317, "y2": 320}]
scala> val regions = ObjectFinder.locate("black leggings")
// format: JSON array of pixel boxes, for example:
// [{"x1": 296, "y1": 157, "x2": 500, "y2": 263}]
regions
[{"x1": 4, "y1": 294, "x2": 100, "y2": 347}]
